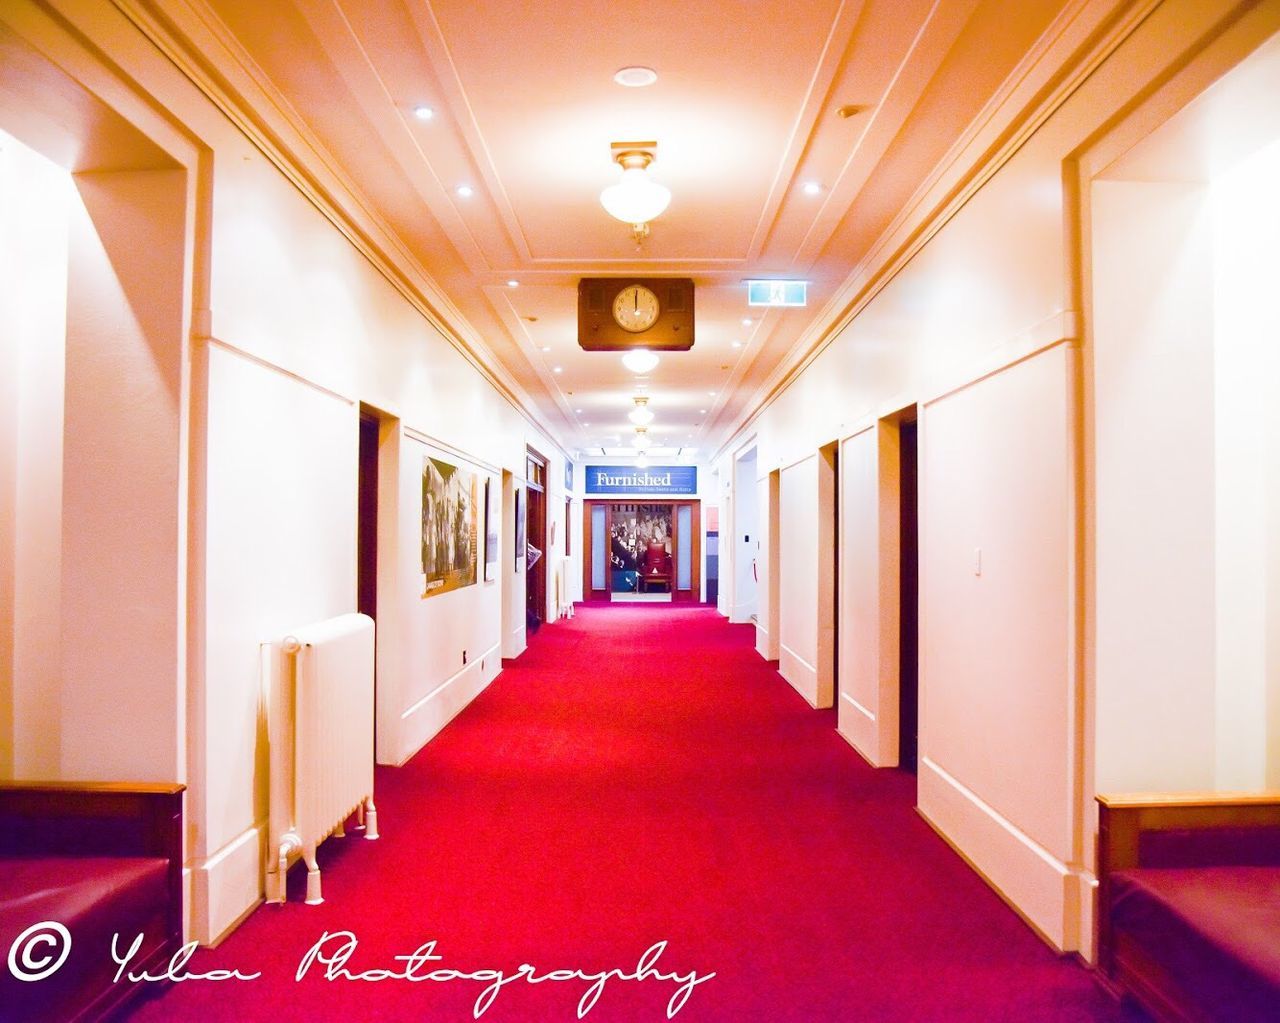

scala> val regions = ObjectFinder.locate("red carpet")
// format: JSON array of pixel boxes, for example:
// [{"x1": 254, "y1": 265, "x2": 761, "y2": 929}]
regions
[{"x1": 133, "y1": 606, "x2": 1138, "y2": 1022}]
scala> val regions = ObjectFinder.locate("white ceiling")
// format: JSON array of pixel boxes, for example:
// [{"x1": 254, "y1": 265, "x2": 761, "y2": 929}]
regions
[{"x1": 195, "y1": 0, "x2": 1074, "y2": 457}]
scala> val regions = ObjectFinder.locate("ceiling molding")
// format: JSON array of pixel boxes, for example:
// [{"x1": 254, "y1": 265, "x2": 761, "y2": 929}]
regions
[
  {"x1": 743, "y1": 0, "x2": 868, "y2": 261},
  {"x1": 111, "y1": 0, "x2": 576, "y2": 460},
  {"x1": 713, "y1": 0, "x2": 1156, "y2": 462},
  {"x1": 403, "y1": 0, "x2": 535, "y2": 264}
]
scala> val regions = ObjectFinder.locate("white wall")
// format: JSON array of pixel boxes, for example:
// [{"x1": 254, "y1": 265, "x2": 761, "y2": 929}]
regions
[
  {"x1": 837, "y1": 422, "x2": 900, "y2": 766},
  {"x1": 718, "y1": 0, "x2": 1280, "y2": 956},
  {"x1": 918, "y1": 344, "x2": 1077, "y2": 947},
  {"x1": 0, "y1": 0, "x2": 572, "y2": 946},
  {"x1": 0, "y1": 130, "x2": 69, "y2": 780},
  {"x1": 778, "y1": 457, "x2": 815, "y2": 688},
  {"x1": 1212, "y1": 138, "x2": 1280, "y2": 789},
  {"x1": 60, "y1": 168, "x2": 187, "y2": 785},
  {"x1": 190, "y1": 149, "x2": 567, "y2": 941},
  {"x1": 731, "y1": 448, "x2": 758, "y2": 623},
  {"x1": 396, "y1": 433, "x2": 503, "y2": 758},
  {"x1": 1093, "y1": 134, "x2": 1280, "y2": 796},
  {"x1": 1092, "y1": 179, "x2": 1217, "y2": 792},
  {"x1": 755, "y1": 470, "x2": 780, "y2": 660}
]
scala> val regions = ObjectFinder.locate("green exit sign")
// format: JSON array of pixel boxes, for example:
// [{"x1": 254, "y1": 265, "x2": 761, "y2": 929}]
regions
[{"x1": 746, "y1": 280, "x2": 807, "y2": 307}]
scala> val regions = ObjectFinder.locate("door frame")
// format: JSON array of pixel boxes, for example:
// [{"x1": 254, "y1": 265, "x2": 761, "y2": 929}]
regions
[
  {"x1": 582, "y1": 499, "x2": 701, "y2": 602},
  {"x1": 525, "y1": 445, "x2": 548, "y2": 623}
]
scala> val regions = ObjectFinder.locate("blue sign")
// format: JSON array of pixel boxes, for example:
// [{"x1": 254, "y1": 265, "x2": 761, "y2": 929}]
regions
[{"x1": 585, "y1": 465, "x2": 697, "y2": 496}]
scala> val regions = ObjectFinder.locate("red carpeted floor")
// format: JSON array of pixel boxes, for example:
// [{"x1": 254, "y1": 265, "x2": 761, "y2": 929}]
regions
[{"x1": 134, "y1": 605, "x2": 1140, "y2": 1022}]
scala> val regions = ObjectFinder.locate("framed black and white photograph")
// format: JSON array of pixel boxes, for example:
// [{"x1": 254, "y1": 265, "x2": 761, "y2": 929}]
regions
[{"x1": 421, "y1": 454, "x2": 477, "y2": 597}]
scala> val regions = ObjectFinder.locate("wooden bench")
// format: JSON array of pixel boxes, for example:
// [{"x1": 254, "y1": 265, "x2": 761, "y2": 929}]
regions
[
  {"x1": 1096, "y1": 792, "x2": 1280, "y2": 1023},
  {"x1": 0, "y1": 782, "x2": 185, "y2": 1023}
]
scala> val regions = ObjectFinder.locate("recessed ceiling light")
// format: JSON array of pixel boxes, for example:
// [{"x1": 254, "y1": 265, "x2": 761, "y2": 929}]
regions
[
  {"x1": 622, "y1": 350, "x2": 660, "y2": 374},
  {"x1": 413, "y1": 105, "x2": 435, "y2": 121},
  {"x1": 583, "y1": 422, "x2": 590, "y2": 427},
  {"x1": 553, "y1": 366, "x2": 563, "y2": 374},
  {"x1": 613, "y1": 66, "x2": 658, "y2": 88},
  {"x1": 506, "y1": 279, "x2": 519, "y2": 288},
  {"x1": 741, "y1": 318, "x2": 753, "y2": 327},
  {"x1": 541, "y1": 346, "x2": 551, "y2": 353},
  {"x1": 575, "y1": 408, "x2": 583, "y2": 413},
  {"x1": 708, "y1": 391, "x2": 717, "y2": 396},
  {"x1": 456, "y1": 184, "x2": 474, "y2": 198},
  {"x1": 731, "y1": 341, "x2": 742, "y2": 348},
  {"x1": 699, "y1": 409, "x2": 707, "y2": 414},
  {"x1": 803, "y1": 180, "x2": 822, "y2": 195}
]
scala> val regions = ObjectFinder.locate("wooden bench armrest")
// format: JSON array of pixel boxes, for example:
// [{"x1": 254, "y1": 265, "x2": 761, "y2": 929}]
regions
[
  {"x1": 0, "y1": 781, "x2": 185, "y2": 795},
  {"x1": 1097, "y1": 791, "x2": 1280, "y2": 811}
]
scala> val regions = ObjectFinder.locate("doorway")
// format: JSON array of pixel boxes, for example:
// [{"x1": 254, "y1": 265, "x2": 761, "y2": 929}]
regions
[
  {"x1": 357, "y1": 411, "x2": 380, "y2": 621},
  {"x1": 525, "y1": 447, "x2": 547, "y2": 628},
  {"x1": 817, "y1": 442, "x2": 839, "y2": 713},
  {"x1": 897, "y1": 417, "x2": 919, "y2": 772},
  {"x1": 583, "y1": 499, "x2": 702, "y2": 602},
  {"x1": 357, "y1": 408, "x2": 384, "y2": 753}
]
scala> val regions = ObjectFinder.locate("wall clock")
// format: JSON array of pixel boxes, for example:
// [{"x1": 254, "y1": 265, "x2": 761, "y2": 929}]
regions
[
  {"x1": 613, "y1": 284, "x2": 660, "y2": 332},
  {"x1": 577, "y1": 278, "x2": 695, "y2": 351}
]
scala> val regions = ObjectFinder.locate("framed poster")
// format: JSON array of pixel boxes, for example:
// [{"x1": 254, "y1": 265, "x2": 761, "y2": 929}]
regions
[
  {"x1": 421, "y1": 455, "x2": 478, "y2": 597},
  {"x1": 483, "y1": 477, "x2": 499, "y2": 582},
  {"x1": 514, "y1": 486, "x2": 525, "y2": 571}
]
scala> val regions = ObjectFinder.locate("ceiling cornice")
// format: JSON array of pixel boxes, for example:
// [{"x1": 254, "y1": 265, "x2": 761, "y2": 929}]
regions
[
  {"x1": 713, "y1": 0, "x2": 1157, "y2": 463},
  {"x1": 110, "y1": 0, "x2": 576, "y2": 462}
]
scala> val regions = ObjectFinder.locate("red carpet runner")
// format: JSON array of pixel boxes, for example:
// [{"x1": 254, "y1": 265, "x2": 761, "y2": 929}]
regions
[{"x1": 134, "y1": 606, "x2": 1138, "y2": 1022}]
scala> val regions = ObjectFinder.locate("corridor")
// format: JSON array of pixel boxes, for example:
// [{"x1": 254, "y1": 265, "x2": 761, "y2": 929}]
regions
[{"x1": 136, "y1": 607, "x2": 1135, "y2": 1022}]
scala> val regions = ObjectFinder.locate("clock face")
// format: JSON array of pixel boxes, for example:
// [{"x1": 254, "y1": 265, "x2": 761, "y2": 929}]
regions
[{"x1": 612, "y1": 284, "x2": 660, "y2": 333}]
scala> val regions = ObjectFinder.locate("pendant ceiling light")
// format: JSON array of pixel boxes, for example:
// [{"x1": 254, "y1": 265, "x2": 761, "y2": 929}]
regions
[
  {"x1": 621, "y1": 350, "x2": 659, "y2": 374},
  {"x1": 600, "y1": 144, "x2": 670, "y2": 241},
  {"x1": 631, "y1": 427, "x2": 651, "y2": 450},
  {"x1": 628, "y1": 396, "x2": 654, "y2": 426}
]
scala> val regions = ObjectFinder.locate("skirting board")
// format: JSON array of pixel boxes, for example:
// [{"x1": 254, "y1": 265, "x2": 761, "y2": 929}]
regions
[
  {"x1": 188, "y1": 822, "x2": 265, "y2": 946},
  {"x1": 917, "y1": 755, "x2": 1084, "y2": 952},
  {"x1": 779, "y1": 642, "x2": 819, "y2": 708},
  {"x1": 728, "y1": 601, "x2": 756, "y2": 624},
  {"x1": 396, "y1": 643, "x2": 501, "y2": 764},
  {"x1": 503, "y1": 622, "x2": 526, "y2": 659},
  {"x1": 755, "y1": 623, "x2": 777, "y2": 661},
  {"x1": 838, "y1": 691, "x2": 882, "y2": 766}
]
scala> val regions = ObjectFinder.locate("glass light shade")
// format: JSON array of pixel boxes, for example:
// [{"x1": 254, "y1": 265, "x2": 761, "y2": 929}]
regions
[
  {"x1": 631, "y1": 433, "x2": 651, "y2": 450},
  {"x1": 628, "y1": 407, "x2": 654, "y2": 426},
  {"x1": 621, "y1": 350, "x2": 660, "y2": 374},
  {"x1": 600, "y1": 167, "x2": 671, "y2": 224}
]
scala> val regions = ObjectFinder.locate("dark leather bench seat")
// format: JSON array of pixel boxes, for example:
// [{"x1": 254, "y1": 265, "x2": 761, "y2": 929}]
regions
[
  {"x1": 0, "y1": 856, "x2": 170, "y2": 1023},
  {"x1": 1110, "y1": 866, "x2": 1280, "y2": 1023}
]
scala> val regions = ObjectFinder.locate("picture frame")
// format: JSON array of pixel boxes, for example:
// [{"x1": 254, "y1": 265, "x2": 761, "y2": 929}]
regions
[
  {"x1": 483, "y1": 476, "x2": 498, "y2": 582},
  {"x1": 421, "y1": 454, "x2": 478, "y2": 598},
  {"x1": 514, "y1": 486, "x2": 525, "y2": 571}
]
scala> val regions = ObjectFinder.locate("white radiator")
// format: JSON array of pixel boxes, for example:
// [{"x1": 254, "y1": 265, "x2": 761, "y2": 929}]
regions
[{"x1": 264, "y1": 612, "x2": 379, "y2": 905}]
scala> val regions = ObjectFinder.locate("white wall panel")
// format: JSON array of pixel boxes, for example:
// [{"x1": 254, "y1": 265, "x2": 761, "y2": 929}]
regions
[
  {"x1": 779, "y1": 455, "x2": 820, "y2": 705},
  {"x1": 837, "y1": 425, "x2": 899, "y2": 764}
]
